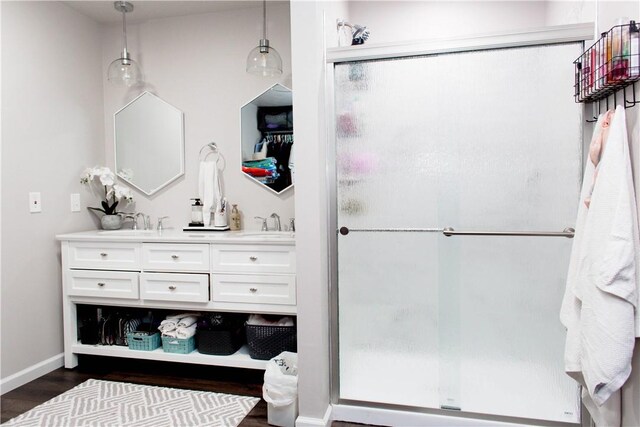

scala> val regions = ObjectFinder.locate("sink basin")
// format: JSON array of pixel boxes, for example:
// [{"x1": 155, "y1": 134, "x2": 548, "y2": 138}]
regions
[
  {"x1": 236, "y1": 232, "x2": 294, "y2": 238},
  {"x1": 97, "y1": 229, "x2": 158, "y2": 235}
]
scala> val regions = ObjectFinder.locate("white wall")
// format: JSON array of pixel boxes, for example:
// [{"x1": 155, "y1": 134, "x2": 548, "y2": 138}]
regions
[
  {"x1": 101, "y1": 3, "x2": 293, "y2": 231},
  {"x1": 291, "y1": 1, "x2": 348, "y2": 425},
  {"x1": 340, "y1": 1, "x2": 547, "y2": 45},
  {"x1": 1, "y1": 1, "x2": 105, "y2": 381}
]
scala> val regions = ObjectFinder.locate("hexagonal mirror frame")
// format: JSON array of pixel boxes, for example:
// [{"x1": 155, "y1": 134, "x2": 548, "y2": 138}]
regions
[
  {"x1": 114, "y1": 91, "x2": 185, "y2": 196},
  {"x1": 240, "y1": 83, "x2": 293, "y2": 195}
]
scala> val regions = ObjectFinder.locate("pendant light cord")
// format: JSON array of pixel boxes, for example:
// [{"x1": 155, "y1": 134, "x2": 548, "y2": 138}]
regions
[
  {"x1": 121, "y1": 4, "x2": 128, "y2": 58},
  {"x1": 262, "y1": 0, "x2": 267, "y2": 40}
]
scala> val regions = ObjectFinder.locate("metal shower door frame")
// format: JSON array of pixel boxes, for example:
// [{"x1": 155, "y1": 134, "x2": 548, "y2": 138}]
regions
[{"x1": 326, "y1": 23, "x2": 593, "y2": 427}]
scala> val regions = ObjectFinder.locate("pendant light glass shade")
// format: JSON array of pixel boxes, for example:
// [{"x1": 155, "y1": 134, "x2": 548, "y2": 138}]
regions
[
  {"x1": 246, "y1": 0, "x2": 282, "y2": 76},
  {"x1": 108, "y1": 1, "x2": 142, "y2": 87},
  {"x1": 107, "y1": 55, "x2": 141, "y2": 87},
  {"x1": 246, "y1": 39, "x2": 283, "y2": 76}
]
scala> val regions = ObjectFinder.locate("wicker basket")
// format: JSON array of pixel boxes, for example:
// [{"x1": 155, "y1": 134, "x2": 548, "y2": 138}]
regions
[
  {"x1": 161, "y1": 336, "x2": 196, "y2": 354},
  {"x1": 245, "y1": 323, "x2": 296, "y2": 360},
  {"x1": 197, "y1": 326, "x2": 244, "y2": 356},
  {"x1": 127, "y1": 332, "x2": 161, "y2": 351}
]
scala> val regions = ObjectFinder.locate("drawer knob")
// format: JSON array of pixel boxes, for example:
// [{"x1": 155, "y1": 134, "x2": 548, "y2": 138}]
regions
[
  {"x1": 171, "y1": 255, "x2": 179, "y2": 260},
  {"x1": 249, "y1": 287, "x2": 258, "y2": 293},
  {"x1": 168, "y1": 285, "x2": 177, "y2": 290},
  {"x1": 97, "y1": 282, "x2": 105, "y2": 287},
  {"x1": 249, "y1": 256, "x2": 258, "y2": 261},
  {"x1": 100, "y1": 253, "x2": 108, "y2": 257}
]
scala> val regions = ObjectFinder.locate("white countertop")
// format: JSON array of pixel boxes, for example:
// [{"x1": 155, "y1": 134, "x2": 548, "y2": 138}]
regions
[{"x1": 56, "y1": 229, "x2": 295, "y2": 245}]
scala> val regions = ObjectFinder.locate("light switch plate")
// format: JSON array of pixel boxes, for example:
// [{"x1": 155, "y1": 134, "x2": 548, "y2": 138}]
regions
[
  {"x1": 70, "y1": 193, "x2": 81, "y2": 212},
  {"x1": 29, "y1": 192, "x2": 42, "y2": 213}
]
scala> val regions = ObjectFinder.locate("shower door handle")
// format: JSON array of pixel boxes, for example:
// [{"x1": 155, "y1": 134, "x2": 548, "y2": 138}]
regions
[
  {"x1": 338, "y1": 226, "x2": 575, "y2": 238},
  {"x1": 442, "y1": 227, "x2": 575, "y2": 238}
]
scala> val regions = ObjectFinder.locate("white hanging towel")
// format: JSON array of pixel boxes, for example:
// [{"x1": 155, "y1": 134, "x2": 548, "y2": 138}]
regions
[
  {"x1": 561, "y1": 106, "x2": 638, "y2": 425},
  {"x1": 198, "y1": 159, "x2": 222, "y2": 227}
]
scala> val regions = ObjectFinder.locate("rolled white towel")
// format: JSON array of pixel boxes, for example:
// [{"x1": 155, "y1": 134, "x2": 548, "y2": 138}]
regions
[
  {"x1": 177, "y1": 316, "x2": 198, "y2": 328},
  {"x1": 162, "y1": 330, "x2": 178, "y2": 338},
  {"x1": 159, "y1": 319, "x2": 177, "y2": 332},
  {"x1": 176, "y1": 324, "x2": 197, "y2": 339}
]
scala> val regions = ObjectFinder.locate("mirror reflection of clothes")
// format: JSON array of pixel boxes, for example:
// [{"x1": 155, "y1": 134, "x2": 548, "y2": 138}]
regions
[{"x1": 266, "y1": 134, "x2": 293, "y2": 192}]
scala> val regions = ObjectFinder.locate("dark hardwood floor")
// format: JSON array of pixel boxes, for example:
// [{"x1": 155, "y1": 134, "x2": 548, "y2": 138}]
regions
[
  {"x1": 1, "y1": 355, "x2": 366, "y2": 426},
  {"x1": 1, "y1": 355, "x2": 268, "y2": 426}
]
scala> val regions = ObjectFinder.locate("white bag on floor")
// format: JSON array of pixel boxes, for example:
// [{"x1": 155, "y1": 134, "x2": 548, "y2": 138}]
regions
[{"x1": 263, "y1": 352, "x2": 298, "y2": 427}]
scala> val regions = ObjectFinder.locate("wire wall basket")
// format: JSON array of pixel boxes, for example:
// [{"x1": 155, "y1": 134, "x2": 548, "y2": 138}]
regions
[{"x1": 574, "y1": 21, "x2": 640, "y2": 104}]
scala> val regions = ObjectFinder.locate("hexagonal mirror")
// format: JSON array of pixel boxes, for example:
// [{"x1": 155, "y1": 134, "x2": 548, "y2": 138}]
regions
[
  {"x1": 114, "y1": 91, "x2": 184, "y2": 196},
  {"x1": 241, "y1": 84, "x2": 293, "y2": 194}
]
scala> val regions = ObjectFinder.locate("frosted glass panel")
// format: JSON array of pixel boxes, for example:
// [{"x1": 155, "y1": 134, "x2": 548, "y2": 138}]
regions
[
  {"x1": 336, "y1": 43, "x2": 582, "y2": 423},
  {"x1": 445, "y1": 235, "x2": 580, "y2": 421},
  {"x1": 338, "y1": 233, "x2": 439, "y2": 407},
  {"x1": 336, "y1": 44, "x2": 582, "y2": 230}
]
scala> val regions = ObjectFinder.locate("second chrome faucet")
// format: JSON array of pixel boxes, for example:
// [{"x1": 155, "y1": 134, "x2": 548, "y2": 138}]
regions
[
  {"x1": 254, "y1": 213, "x2": 280, "y2": 231},
  {"x1": 254, "y1": 213, "x2": 293, "y2": 232},
  {"x1": 270, "y1": 213, "x2": 281, "y2": 231}
]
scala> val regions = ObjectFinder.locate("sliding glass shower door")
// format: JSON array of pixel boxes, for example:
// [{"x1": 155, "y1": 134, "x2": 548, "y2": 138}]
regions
[{"x1": 335, "y1": 43, "x2": 583, "y2": 423}]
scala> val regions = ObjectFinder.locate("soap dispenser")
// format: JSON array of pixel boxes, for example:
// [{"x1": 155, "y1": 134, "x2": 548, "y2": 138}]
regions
[
  {"x1": 230, "y1": 204, "x2": 241, "y2": 231},
  {"x1": 190, "y1": 198, "x2": 204, "y2": 226}
]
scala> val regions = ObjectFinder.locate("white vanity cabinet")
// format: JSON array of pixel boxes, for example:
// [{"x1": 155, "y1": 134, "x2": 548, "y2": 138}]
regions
[{"x1": 58, "y1": 231, "x2": 296, "y2": 371}]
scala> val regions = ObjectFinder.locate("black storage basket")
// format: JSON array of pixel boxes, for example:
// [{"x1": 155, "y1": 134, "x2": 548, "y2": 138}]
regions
[
  {"x1": 197, "y1": 325, "x2": 244, "y2": 356},
  {"x1": 245, "y1": 323, "x2": 297, "y2": 360}
]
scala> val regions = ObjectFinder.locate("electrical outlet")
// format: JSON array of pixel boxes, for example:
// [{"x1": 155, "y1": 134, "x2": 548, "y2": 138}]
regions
[
  {"x1": 29, "y1": 192, "x2": 42, "y2": 213},
  {"x1": 70, "y1": 193, "x2": 81, "y2": 212}
]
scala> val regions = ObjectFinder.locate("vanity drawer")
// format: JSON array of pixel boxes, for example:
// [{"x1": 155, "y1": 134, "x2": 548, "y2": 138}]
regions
[
  {"x1": 140, "y1": 272, "x2": 209, "y2": 303},
  {"x1": 211, "y1": 274, "x2": 296, "y2": 305},
  {"x1": 211, "y1": 245, "x2": 295, "y2": 274},
  {"x1": 67, "y1": 270, "x2": 139, "y2": 299},
  {"x1": 142, "y1": 243, "x2": 210, "y2": 272},
  {"x1": 68, "y1": 242, "x2": 141, "y2": 270}
]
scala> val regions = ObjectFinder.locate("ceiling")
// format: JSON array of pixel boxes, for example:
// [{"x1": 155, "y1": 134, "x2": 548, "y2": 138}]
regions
[{"x1": 63, "y1": 1, "x2": 268, "y2": 24}]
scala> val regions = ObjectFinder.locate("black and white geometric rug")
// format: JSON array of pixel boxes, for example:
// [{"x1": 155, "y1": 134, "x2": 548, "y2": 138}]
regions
[{"x1": 3, "y1": 379, "x2": 260, "y2": 426}]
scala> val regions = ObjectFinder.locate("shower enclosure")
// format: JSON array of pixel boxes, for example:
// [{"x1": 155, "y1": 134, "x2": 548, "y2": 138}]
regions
[{"x1": 332, "y1": 40, "x2": 584, "y2": 424}]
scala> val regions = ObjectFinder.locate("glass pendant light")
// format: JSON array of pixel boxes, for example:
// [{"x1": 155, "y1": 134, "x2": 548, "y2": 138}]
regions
[
  {"x1": 246, "y1": 0, "x2": 283, "y2": 76},
  {"x1": 107, "y1": 1, "x2": 142, "y2": 87}
]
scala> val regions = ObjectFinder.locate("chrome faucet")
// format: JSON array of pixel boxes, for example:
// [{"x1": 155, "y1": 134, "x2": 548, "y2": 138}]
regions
[
  {"x1": 270, "y1": 213, "x2": 281, "y2": 231},
  {"x1": 255, "y1": 216, "x2": 268, "y2": 231},
  {"x1": 133, "y1": 212, "x2": 149, "y2": 230},
  {"x1": 157, "y1": 216, "x2": 169, "y2": 232},
  {"x1": 123, "y1": 214, "x2": 136, "y2": 229}
]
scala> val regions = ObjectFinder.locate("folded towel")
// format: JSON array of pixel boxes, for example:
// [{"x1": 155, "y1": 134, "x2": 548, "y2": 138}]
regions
[
  {"x1": 166, "y1": 313, "x2": 200, "y2": 321},
  {"x1": 176, "y1": 324, "x2": 197, "y2": 339},
  {"x1": 247, "y1": 314, "x2": 294, "y2": 327},
  {"x1": 177, "y1": 316, "x2": 198, "y2": 328},
  {"x1": 162, "y1": 330, "x2": 178, "y2": 338}
]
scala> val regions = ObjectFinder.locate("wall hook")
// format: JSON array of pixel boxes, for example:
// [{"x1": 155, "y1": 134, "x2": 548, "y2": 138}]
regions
[
  {"x1": 624, "y1": 82, "x2": 638, "y2": 109},
  {"x1": 587, "y1": 101, "x2": 601, "y2": 122}
]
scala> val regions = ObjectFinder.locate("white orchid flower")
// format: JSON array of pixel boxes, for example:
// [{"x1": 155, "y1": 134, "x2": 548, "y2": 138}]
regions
[
  {"x1": 81, "y1": 165, "x2": 133, "y2": 214},
  {"x1": 113, "y1": 184, "x2": 133, "y2": 203},
  {"x1": 98, "y1": 169, "x2": 115, "y2": 187}
]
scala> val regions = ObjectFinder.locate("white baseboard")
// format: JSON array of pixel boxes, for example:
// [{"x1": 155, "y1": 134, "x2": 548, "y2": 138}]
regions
[
  {"x1": 332, "y1": 404, "x2": 527, "y2": 427},
  {"x1": 296, "y1": 405, "x2": 332, "y2": 427},
  {"x1": 0, "y1": 353, "x2": 64, "y2": 395}
]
